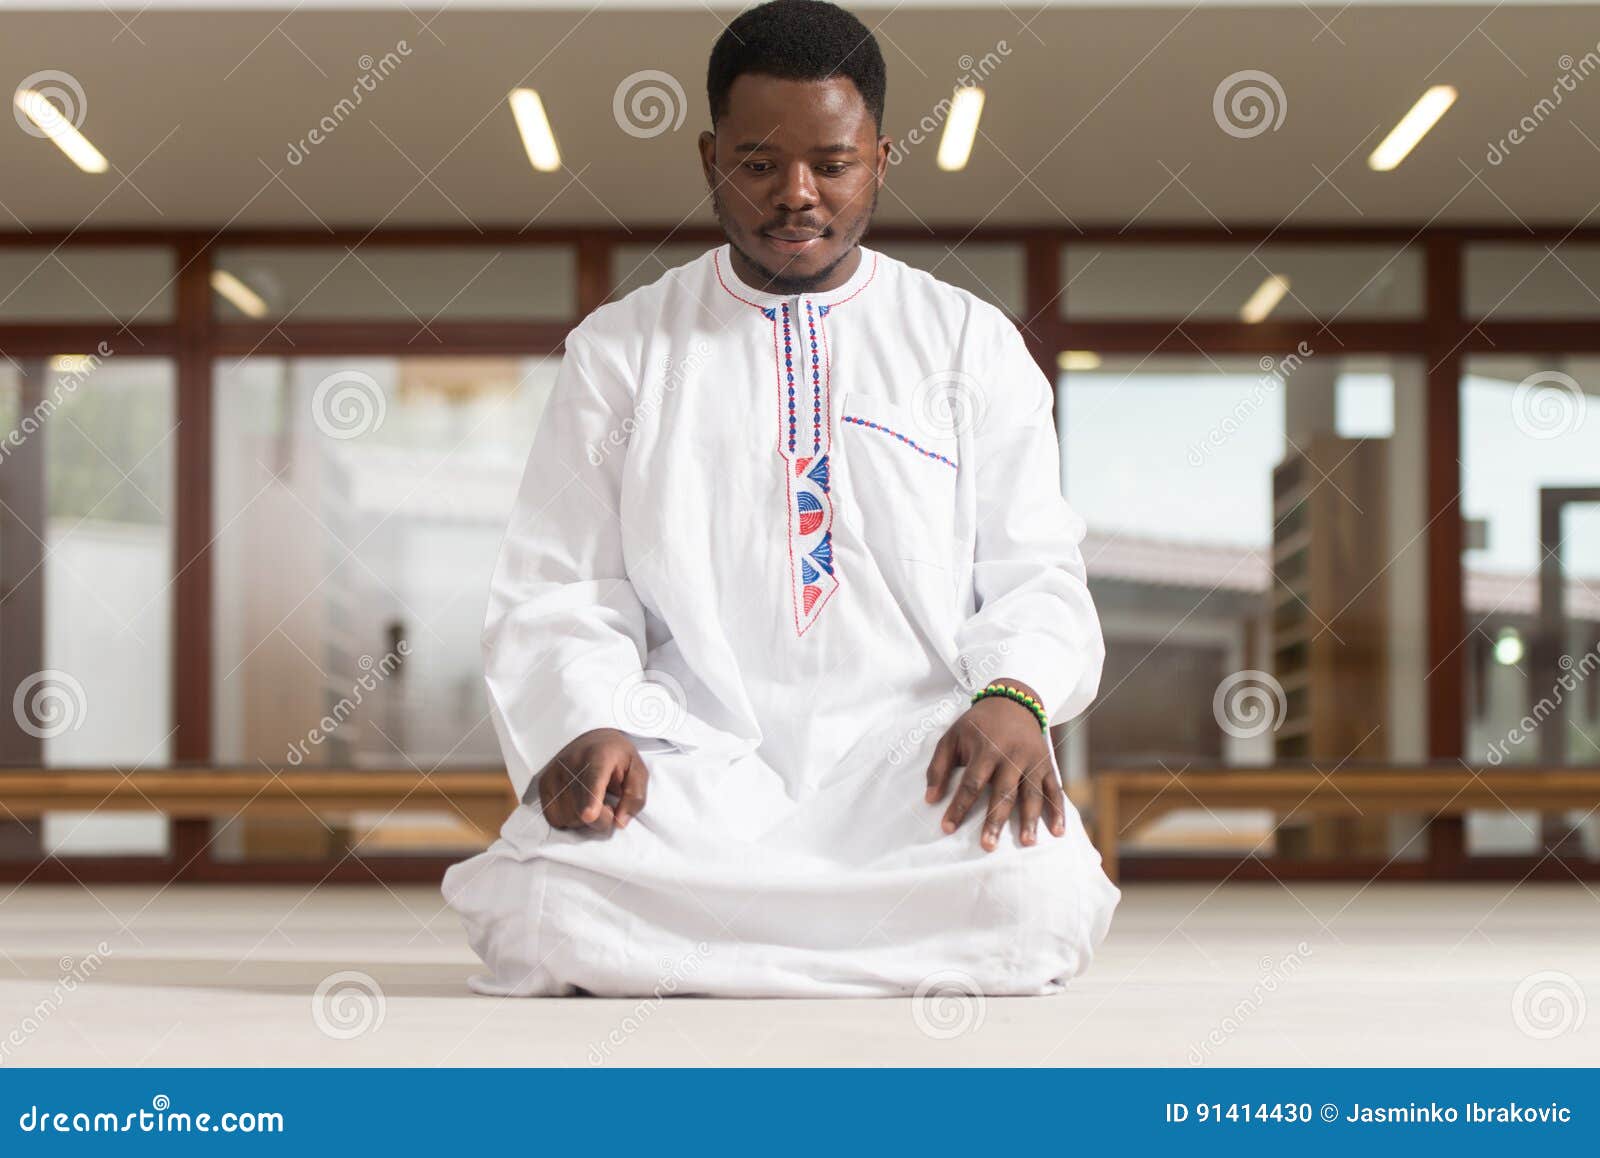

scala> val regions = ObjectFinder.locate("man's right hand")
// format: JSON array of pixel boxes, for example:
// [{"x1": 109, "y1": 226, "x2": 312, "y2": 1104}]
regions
[{"x1": 535, "y1": 727, "x2": 649, "y2": 833}]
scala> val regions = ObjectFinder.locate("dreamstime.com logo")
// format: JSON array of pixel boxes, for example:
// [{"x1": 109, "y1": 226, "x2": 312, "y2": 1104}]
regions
[
  {"x1": 311, "y1": 970, "x2": 386, "y2": 1040},
  {"x1": 1512, "y1": 970, "x2": 1587, "y2": 1040},
  {"x1": 587, "y1": 340, "x2": 712, "y2": 465},
  {"x1": 886, "y1": 43, "x2": 1012, "y2": 166},
  {"x1": 284, "y1": 642, "x2": 411, "y2": 766},
  {"x1": 11, "y1": 670, "x2": 88, "y2": 741},
  {"x1": 1485, "y1": 644, "x2": 1600, "y2": 766},
  {"x1": 1213, "y1": 70, "x2": 1287, "y2": 139},
  {"x1": 587, "y1": 942, "x2": 713, "y2": 1064},
  {"x1": 0, "y1": 341, "x2": 113, "y2": 465},
  {"x1": 613, "y1": 70, "x2": 688, "y2": 139},
  {"x1": 911, "y1": 369, "x2": 987, "y2": 441},
  {"x1": 312, "y1": 369, "x2": 388, "y2": 439},
  {"x1": 1187, "y1": 343, "x2": 1315, "y2": 467},
  {"x1": 0, "y1": 943, "x2": 112, "y2": 1066},
  {"x1": 1212, "y1": 669, "x2": 1287, "y2": 739},
  {"x1": 1511, "y1": 370, "x2": 1587, "y2": 440},
  {"x1": 1486, "y1": 43, "x2": 1600, "y2": 165},
  {"x1": 887, "y1": 641, "x2": 1014, "y2": 768},
  {"x1": 912, "y1": 969, "x2": 986, "y2": 1040},
  {"x1": 1187, "y1": 942, "x2": 1314, "y2": 1064},
  {"x1": 610, "y1": 669, "x2": 688, "y2": 735},
  {"x1": 286, "y1": 42, "x2": 413, "y2": 165},
  {"x1": 13, "y1": 70, "x2": 88, "y2": 139}
]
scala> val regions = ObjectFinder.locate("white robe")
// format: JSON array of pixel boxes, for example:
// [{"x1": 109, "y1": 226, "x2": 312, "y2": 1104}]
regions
[{"x1": 441, "y1": 242, "x2": 1121, "y2": 998}]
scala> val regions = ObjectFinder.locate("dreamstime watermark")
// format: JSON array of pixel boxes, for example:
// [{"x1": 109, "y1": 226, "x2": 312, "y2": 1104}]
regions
[
  {"x1": 1212, "y1": 669, "x2": 1288, "y2": 739},
  {"x1": 587, "y1": 339, "x2": 712, "y2": 465},
  {"x1": 886, "y1": 43, "x2": 1012, "y2": 166},
  {"x1": 311, "y1": 368, "x2": 388, "y2": 439},
  {"x1": 912, "y1": 969, "x2": 986, "y2": 1039},
  {"x1": 888, "y1": 641, "x2": 1014, "y2": 767},
  {"x1": 1213, "y1": 70, "x2": 1287, "y2": 139},
  {"x1": 1511, "y1": 369, "x2": 1587, "y2": 440},
  {"x1": 587, "y1": 942, "x2": 713, "y2": 1064},
  {"x1": 0, "y1": 342, "x2": 114, "y2": 465},
  {"x1": 610, "y1": 669, "x2": 688, "y2": 736},
  {"x1": 1484, "y1": 643, "x2": 1600, "y2": 766},
  {"x1": 1512, "y1": 970, "x2": 1586, "y2": 1039},
  {"x1": 1486, "y1": 43, "x2": 1600, "y2": 165},
  {"x1": 1187, "y1": 342, "x2": 1314, "y2": 467},
  {"x1": 1187, "y1": 942, "x2": 1313, "y2": 1064},
  {"x1": 13, "y1": 70, "x2": 88, "y2": 139},
  {"x1": 311, "y1": 970, "x2": 386, "y2": 1040},
  {"x1": 285, "y1": 42, "x2": 414, "y2": 165},
  {"x1": 11, "y1": 669, "x2": 88, "y2": 741},
  {"x1": 911, "y1": 368, "x2": 987, "y2": 440},
  {"x1": 284, "y1": 643, "x2": 411, "y2": 766},
  {"x1": 0, "y1": 942, "x2": 113, "y2": 1065},
  {"x1": 613, "y1": 69, "x2": 688, "y2": 139}
]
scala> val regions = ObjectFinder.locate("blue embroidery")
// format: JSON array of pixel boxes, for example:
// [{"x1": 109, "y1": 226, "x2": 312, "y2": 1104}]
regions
[{"x1": 841, "y1": 415, "x2": 959, "y2": 469}]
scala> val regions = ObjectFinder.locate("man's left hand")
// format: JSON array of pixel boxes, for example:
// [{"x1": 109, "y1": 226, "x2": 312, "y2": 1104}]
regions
[{"x1": 925, "y1": 680, "x2": 1067, "y2": 851}]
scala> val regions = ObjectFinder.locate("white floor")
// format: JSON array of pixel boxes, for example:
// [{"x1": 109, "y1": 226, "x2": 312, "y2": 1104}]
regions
[{"x1": 0, "y1": 880, "x2": 1596, "y2": 1066}]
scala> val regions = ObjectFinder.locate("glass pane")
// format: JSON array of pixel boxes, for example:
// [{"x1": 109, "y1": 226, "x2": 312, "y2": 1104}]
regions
[
  {"x1": 0, "y1": 356, "x2": 175, "y2": 856},
  {"x1": 210, "y1": 355, "x2": 558, "y2": 856},
  {"x1": 1461, "y1": 355, "x2": 1600, "y2": 858},
  {"x1": 1059, "y1": 352, "x2": 1431, "y2": 863},
  {"x1": 211, "y1": 245, "x2": 576, "y2": 321},
  {"x1": 1061, "y1": 243, "x2": 1422, "y2": 320},
  {"x1": 1465, "y1": 242, "x2": 1600, "y2": 319},
  {"x1": 0, "y1": 247, "x2": 173, "y2": 322},
  {"x1": 873, "y1": 241, "x2": 1025, "y2": 316},
  {"x1": 610, "y1": 243, "x2": 713, "y2": 302}
]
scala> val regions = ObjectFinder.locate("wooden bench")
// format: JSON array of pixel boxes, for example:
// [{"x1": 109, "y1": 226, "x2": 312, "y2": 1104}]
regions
[
  {"x1": 1093, "y1": 765, "x2": 1600, "y2": 882},
  {"x1": 0, "y1": 766, "x2": 516, "y2": 882}
]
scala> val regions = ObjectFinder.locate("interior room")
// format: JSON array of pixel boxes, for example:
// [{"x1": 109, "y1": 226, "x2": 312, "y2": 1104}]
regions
[{"x1": 0, "y1": 0, "x2": 1596, "y2": 1065}]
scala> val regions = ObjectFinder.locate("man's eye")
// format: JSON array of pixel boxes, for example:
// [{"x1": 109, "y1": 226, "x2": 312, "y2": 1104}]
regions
[
  {"x1": 745, "y1": 162, "x2": 772, "y2": 174},
  {"x1": 820, "y1": 164, "x2": 848, "y2": 175}
]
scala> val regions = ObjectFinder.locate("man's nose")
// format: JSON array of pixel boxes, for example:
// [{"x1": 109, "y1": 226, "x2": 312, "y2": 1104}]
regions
[{"x1": 773, "y1": 160, "x2": 819, "y2": 211}]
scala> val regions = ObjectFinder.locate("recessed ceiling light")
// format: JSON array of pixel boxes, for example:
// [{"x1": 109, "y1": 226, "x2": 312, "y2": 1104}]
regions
[
  {"x1": 1057, "y1": 350, "x2": 1103, "y2": 371},
  {"x1": 13, "y1": 88, "x2": 108, "y2": 174},
  {"x1": 937, "y1": 87, "x2": 984, "y2": 172},
  {"x1": 509, "y1": 88, "x2": 561, "y2": 173},
  {"x1": 1368, "y1": 86, "x2": 1457, "y2": 172},
  {"x1": 1240, "y1": 274, "x2": 1290, "y2": 323},
  {"x1": 210, "y1": 270, "x2": 269, "y2": 318}
]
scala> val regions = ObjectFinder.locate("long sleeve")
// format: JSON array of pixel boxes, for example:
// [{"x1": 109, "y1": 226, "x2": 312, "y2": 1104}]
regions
[
  {"x1": 482, "y1": 320, "x2": 650, "y2": 803},
  {"x1": 953, "y1": 313, "x2": 1107, "y2": 726}
]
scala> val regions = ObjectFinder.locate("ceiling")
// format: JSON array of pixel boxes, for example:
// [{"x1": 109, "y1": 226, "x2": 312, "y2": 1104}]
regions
[{"x1": 3, "y1": 3, "x2": 1598, "y2": 231}]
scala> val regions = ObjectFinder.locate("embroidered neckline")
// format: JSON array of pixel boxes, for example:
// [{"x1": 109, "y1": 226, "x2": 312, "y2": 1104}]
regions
[
  {"x1": 712, "y1": 244, "x2": 877, "y2": 311},
  {"x1": 711, "y1": 245, "x2": 876, "y2": 637}
]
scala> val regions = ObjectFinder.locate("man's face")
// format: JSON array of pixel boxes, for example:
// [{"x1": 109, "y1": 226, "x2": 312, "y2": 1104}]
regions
[{"x1": 699, "y1": 73, "x2": 889, "y2": 293}]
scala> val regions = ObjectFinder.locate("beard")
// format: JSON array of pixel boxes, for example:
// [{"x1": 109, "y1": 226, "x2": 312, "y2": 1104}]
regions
[{"x1": 710, "y1": 179, "x2": 878, "y2": 295}]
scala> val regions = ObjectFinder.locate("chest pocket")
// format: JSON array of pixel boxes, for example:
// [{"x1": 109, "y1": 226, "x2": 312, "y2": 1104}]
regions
[{"x1": 835, "y1": 391, "x2": 961, "y2": 566}]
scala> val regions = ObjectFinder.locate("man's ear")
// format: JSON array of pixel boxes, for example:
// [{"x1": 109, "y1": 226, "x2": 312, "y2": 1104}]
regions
[{"x1": 698, "y1": 130, "x2": 717, "y2": 187}]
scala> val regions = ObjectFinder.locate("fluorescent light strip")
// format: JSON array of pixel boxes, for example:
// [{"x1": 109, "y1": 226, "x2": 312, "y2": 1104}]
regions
[
  {"x1": 509, "y1": 88, "x2": 561, "y2": 173},
  {"x1": 1368, "y1": 85, "x2": 1457, "y2": 172},
  {"x1": 210, "y1": 270, "x2": 269, "y2": 318},
  {"x1": 1240, "y1": 274, "x2": 1290, "y2": 323},
  {"x1": 1057, "y1": 350, "x2": 1102, "y2": 372},
  {"x1": 13, "y1": 89, "x2": 108, "y2": 174},
  {"x1": 937, "y1": 87, "x2": 984, "y2": 172}
]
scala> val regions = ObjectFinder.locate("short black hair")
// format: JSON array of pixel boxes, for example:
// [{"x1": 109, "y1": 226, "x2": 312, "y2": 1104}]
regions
[{"x1": 706, "y1": 0, "x2": 886, "y2": 133}]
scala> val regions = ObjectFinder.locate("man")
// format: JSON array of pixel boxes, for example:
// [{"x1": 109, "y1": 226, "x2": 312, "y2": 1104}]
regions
[{"x1": 443, "y1": 0, "x2": 1119, "y2": 998}]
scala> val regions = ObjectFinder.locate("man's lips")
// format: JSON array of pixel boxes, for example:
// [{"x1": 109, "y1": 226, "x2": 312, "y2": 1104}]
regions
[{"x1": 764, "y1": 229, "x2": 825, "y2": 253}]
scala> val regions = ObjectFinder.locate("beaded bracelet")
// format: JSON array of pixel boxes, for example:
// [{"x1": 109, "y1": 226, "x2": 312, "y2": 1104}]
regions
[{"x1": 971, "y1": 682, "x2": 1049, "y2": 731}]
